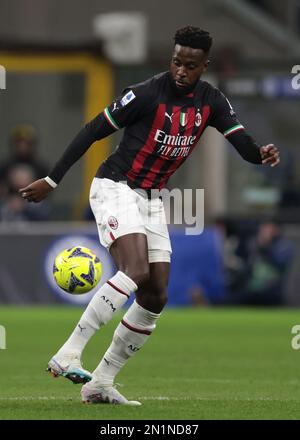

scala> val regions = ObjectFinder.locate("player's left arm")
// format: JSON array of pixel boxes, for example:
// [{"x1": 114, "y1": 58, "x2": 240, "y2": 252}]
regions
[{"x1": 209, "y1": 89, "x2": 280, "y2": 167}]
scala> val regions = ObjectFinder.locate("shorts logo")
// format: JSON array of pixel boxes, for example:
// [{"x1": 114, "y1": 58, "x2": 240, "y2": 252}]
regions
[
  {"x1": 195, "y1": 112, "x2": 202, "y2": 127},
  {"x1": 108, "y1": 216, "x2": 118, "y2": 230}
]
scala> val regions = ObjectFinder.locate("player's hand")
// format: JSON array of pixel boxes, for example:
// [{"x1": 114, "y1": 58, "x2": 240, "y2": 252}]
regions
[
  {"x1": 19, "y1": 178, "x2": 54, "y2": 203},
  {"x1": 260, "y1": 144, "x2": 280, "y2": 167}
]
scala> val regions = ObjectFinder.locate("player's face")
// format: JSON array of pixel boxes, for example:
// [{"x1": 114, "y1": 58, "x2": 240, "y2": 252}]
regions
[{"x1": 170, "y1": 44, "x2": 209, "y2": 93}]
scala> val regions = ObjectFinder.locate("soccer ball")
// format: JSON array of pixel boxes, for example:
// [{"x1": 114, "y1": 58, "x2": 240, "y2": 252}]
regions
[{"x1": 53, "y1": 246, "x2": 102, "y2": 294}]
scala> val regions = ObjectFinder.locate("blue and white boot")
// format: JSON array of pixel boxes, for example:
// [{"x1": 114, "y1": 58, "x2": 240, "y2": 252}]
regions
[{"x1": 47, "y1": 353, "x2": 92, "y2": 384}]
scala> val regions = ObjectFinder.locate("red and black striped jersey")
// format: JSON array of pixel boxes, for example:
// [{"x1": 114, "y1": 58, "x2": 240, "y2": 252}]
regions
[
  {"x1": 48, "y1": 71, "x2": 261, "y2": 188},
  {"x1": 97, "y1": 72, "x2": 246, "y2": 189}
]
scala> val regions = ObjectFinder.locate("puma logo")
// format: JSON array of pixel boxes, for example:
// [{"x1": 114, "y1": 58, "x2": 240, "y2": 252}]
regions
[
  {"x1": 165, "y1": 112, "x2": 173, "y2": 123},
  {"x1": 112, "y1": 101, "x2": 119, "y2": 112}
]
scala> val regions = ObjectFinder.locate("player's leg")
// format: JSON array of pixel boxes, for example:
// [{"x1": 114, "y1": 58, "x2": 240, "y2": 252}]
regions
[
  {"x1": 81, "y1": 259, "x2": 170, "y2": 405},
  {"x1": 81, "y1": 193, "x2": 171, "y2": 403},
  {"x1": 47, "y1": 179, "x2": 148, "y2": 383}
]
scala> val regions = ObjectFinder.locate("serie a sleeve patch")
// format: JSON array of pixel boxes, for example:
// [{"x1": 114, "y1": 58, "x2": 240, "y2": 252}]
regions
[{"x1": 120, "y1": 90, "x2": 136, "y2": 107}]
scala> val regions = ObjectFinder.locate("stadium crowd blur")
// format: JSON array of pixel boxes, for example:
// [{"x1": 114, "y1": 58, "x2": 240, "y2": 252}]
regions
[
  {"x1": 0, "y1": 124, "x2": 51, "y2": 221},
  {"x1": 190, "y1": 218, "x2": 294, "y2": 306},
  {"x1": 222, "y1": 218, "x2": 294, "y2": 305}
]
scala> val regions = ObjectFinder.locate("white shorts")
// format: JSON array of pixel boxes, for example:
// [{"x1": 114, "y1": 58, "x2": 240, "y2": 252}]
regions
[{"x1": 89, "y1": 178, "x2": 172, "y2": 263}]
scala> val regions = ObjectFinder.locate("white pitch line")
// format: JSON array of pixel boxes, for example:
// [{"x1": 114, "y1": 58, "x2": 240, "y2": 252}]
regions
[
  {"x1": 138, "y1": 396, "x2": 300, "y2": 402},
  {"x1": 0, "y1": 396, "x2": 73, "y2": 401},
  {"x1": 0, "y1": 396, "x2": 299, "y2": 402}
]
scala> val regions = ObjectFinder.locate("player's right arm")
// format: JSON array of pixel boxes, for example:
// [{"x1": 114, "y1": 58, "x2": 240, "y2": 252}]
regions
[{"x1": 19, "y1": 87, "x2": 152, "y2": 203}]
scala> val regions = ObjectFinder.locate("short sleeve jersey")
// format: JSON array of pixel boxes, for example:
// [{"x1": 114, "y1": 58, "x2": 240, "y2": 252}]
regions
[{"x1": 97, "y1": 71, "x2": 244, "y2": 189}]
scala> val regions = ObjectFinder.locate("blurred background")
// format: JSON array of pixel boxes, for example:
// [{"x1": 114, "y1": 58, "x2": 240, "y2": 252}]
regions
[{"x1": 0, "y1": 0, "x2": 300, "y2": 307}]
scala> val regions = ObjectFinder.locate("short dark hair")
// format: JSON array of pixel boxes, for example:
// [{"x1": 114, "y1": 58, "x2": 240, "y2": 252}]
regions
[{"x1": 174, "y1": 26, "x2": 212, "y2": 54}]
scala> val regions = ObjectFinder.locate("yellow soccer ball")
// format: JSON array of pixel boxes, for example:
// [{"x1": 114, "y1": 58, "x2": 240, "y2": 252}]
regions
[{"x1": 53, "y1": 246, "x2": 102, "y2": 294}]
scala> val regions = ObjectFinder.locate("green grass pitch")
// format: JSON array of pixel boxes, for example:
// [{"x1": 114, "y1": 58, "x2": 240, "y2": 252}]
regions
[{"x1": 0, "y1": 306, "x2": 300, "y2": 420}]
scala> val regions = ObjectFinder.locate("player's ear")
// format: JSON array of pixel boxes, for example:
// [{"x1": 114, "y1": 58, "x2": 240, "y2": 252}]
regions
[{"x1": 203, "y1": 59, "x2": 210, "y2": 71}]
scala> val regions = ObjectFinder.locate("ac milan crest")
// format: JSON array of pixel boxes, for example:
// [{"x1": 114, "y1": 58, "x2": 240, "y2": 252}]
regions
[
  {"x1": 195, "y1": 112, "x2": 202, "y2": 127},
  {"x1": 108, "y1": 216, "x2": 118, "y2": 230}
]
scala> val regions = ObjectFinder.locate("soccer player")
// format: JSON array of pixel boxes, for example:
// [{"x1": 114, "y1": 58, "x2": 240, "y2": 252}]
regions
[{"x1": 19, "y1": 26, "x2": 280, "y2": 405}]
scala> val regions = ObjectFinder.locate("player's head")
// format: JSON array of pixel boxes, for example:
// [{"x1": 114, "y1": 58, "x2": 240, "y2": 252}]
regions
[{"x1": 170, "y1": 26, "x2": 212, "y2": 94}]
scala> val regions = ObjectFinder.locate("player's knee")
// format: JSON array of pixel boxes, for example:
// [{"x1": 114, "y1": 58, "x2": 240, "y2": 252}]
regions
[
  {"x1": 156, "y1": 288, "x2": 168, "y2": 309},
  {"x1": 144, "y1": 284, "x2": 168, "y2": 310},
  {"x1": 151, "y1": 278, "x2": 168, "y2": 301},
  {"x1": 124, "y1": 264, "x2": 150, "y2": 287}
]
